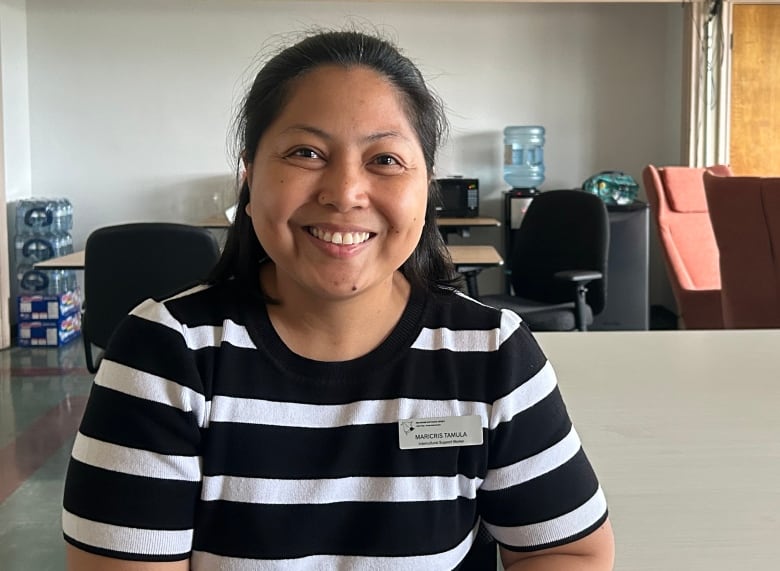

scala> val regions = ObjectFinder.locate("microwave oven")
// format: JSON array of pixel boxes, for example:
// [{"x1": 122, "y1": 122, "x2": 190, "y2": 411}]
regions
[{"x1": 434, "y1": 178, "x2": 479, "y2": 218}]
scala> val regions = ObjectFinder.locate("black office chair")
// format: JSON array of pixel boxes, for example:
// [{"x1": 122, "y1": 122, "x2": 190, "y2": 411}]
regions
[
  {"x1": 82, "y1": 222, "x2": 221, "y2": 373},
  {"x1": 481, "y1": 190, "x2": 609, "y2": 331}
]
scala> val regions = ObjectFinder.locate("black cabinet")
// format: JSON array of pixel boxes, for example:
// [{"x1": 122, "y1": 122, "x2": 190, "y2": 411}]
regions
[{"x1": 591, "y1": 203, "x2": 649, "y2": 331}]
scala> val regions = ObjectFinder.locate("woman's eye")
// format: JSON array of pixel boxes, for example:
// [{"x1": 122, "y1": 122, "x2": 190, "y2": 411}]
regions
[
  {"x1": 289, "y1": 147, "x2": 321, "y2": 160},
  {"x1": 373, "y1": 155, "x2": 401, "y2": 166}
]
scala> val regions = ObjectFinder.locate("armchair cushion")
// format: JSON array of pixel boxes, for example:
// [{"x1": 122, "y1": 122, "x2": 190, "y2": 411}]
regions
[
  {"x1": 643, "y1": 164, "x2": 732, "y2": 329},
  {"x1": 660, "y1": 165, "x2": 732, "y2": 213},
  {"x1": 704, "y1": 172, "x2": 780, "y2": 328}
]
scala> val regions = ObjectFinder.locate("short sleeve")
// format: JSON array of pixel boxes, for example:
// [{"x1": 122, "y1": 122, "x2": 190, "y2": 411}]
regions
[
  {"x1": 478, "y1": 313, "x2": 607, "y2": 551},
  {"x1": 62, "y1": 298, "x2": 207, "y2": 561}
]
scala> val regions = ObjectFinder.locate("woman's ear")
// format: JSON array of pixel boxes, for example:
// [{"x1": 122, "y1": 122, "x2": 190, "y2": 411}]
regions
[
  {"x1": 242, "y1": 153, "x2": 253, "y2": 187},
  {"x1": 243, "y1": 155, "x2": 253, "y2": 217}
]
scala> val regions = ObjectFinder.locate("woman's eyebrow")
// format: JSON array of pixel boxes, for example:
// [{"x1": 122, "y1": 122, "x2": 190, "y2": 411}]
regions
[
  {"x1": 281, "y1": 124, "x2": 331, "y2": 140},
  {"x1": 363, "y1": 130, "x2": 411, "y2": 144},
  {"x1": 281, "y1": 125, "x2": 412, "y2": 144}
]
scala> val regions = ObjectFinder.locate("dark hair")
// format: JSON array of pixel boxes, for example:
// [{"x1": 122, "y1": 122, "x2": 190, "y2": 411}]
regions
[{"x1": 208, "y1": 29, "x2": 462, "y2": 297}]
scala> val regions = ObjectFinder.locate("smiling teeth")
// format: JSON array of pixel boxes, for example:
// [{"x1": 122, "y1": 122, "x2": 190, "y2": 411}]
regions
[{"x1": 309, "y1": 227, "x2": 371, "y2": 245}]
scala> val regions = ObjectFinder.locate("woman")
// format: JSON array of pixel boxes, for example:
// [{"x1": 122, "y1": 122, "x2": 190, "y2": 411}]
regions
[{"x1": 63, "y1": 29, "x2": 614, "y2": 570}]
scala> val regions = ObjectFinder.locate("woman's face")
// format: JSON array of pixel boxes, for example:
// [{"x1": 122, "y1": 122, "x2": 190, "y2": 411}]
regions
[{"x1": 245, "y1": 65, "x2": 429, "y2": 302}]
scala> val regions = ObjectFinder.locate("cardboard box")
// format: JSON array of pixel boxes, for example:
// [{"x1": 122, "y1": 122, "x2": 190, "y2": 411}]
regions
[
  {"x1": 17, "y1": 289, "x2": 81, "y2": 321},
  {"x1": 17, "y1": 313, "x2": 81, "y2": 347}
]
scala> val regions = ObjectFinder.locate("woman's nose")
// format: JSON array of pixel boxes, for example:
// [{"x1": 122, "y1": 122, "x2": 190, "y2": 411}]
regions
[{"x1": 316, "y1": 158, "x2": 369, "y2": 212}]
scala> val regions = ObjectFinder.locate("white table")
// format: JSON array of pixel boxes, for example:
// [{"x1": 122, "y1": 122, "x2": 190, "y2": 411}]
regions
[
  {"x1": 534, "y1": 329, "x2": 780, "y2": 571},
  {"x1": 30, "y1": 250, "x2": 85, "y2": 270}
]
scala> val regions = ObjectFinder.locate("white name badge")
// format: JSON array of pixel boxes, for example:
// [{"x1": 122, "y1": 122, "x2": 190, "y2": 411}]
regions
[{"x1": 398, "y1": 415, "x2": 483, "y2": 450}]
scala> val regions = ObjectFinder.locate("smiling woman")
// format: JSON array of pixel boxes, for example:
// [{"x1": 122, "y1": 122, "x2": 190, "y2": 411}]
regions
[
  {"x1": 62, "y1": 28, "x2": 614, "y2": 571},
  {"x1": 244, "y1": 65, "x2": 431, "y2": 314}
]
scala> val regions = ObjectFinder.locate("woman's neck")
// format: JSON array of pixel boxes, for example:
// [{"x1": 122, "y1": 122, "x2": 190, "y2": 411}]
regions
[{"x1": 261, "y1": 266, "x2": 411, "y2": 362}]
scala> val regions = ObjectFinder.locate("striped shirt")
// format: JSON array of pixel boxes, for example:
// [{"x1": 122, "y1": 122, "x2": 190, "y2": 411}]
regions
[{"x1": 62, "y1": 280, "x2": 607, "y2": 569}]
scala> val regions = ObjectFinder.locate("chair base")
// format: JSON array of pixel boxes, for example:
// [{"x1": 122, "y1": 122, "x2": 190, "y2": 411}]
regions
[{"x1": 480, "y1": 294, "x2": 593, "y2": 331}]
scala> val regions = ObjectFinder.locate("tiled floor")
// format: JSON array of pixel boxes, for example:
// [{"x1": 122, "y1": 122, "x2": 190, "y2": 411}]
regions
[{"x1": 0, "y1": 339, "x2": 92, "y2": 571}]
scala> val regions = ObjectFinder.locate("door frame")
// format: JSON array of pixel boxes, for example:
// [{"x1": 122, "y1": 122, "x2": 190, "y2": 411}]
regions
[
  {"x1": 0, "y1": 34, "x2": 11, "y2": 349},
  {"x1": 683, "y1": 0, "x2": 731, "y2": 167},
  {"x1": 685, "y1": 0, "x2": 780, "y2": 168}
]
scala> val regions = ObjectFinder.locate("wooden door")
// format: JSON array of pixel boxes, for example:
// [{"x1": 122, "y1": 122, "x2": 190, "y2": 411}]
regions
[{"x1": 730, "y1": 4, "x2": 780, "y2": 176}]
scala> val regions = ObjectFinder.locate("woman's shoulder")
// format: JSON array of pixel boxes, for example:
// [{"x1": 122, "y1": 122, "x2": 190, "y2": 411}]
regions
[
  {"x1": 130, "y1": 279, "x2": 255, "y2": 328},
  {"x1": 416, "y1": 288, "x2": 549, "y2": 400},
  {"x1": 424, "y1": 287, "x2": 523, "y2": 332},
  {"x1": 424, "y1": 288, "x2": 544, "y2": 360}
]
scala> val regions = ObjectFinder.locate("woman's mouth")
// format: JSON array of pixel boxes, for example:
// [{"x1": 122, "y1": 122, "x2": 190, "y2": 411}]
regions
[{"x1": 307, "y1": 227, "x2": 373, "y2": 245}]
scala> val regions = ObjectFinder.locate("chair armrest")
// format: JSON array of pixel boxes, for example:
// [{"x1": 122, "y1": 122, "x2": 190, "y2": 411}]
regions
[
  {"x1": 553, "y1": 270, "x2": 604, "y2": 331},
  {"x1": 553, "y1": 270, "x2": 603, "y2": 284}
]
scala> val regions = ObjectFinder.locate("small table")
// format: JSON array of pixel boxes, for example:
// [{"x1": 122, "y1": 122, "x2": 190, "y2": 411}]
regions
[
  {"x1": 33, "y1": 246, "x2": 503, "y2": 298},
  {"x1": 447, "y1": 245, "x2": 504, "y2": 297},
  {"x1": 199, "y1": 214, "x2": 233, "y2": 228},
  {"x1": 436, "y1": 216, "x2": 501, "y2": 243},
  {"x1": 32, "y1": 251, "x2": 87, "y2": 270}
]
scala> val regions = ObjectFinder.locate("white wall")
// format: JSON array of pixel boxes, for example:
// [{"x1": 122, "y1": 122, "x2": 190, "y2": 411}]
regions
[
  {"x1": 1, "y1": 0, "x2": 33, "y2": 337},
  {"x1": 23, "y1": 0, "x2": 683, "y2": 306},
  {"x1": 1, "y1": 0, "x2": 32, "y2": 201}
]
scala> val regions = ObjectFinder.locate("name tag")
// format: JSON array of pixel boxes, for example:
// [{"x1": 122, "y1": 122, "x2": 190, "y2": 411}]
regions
[{"x1": 398, "y1": 415, "x2": 483, "y2": 450}]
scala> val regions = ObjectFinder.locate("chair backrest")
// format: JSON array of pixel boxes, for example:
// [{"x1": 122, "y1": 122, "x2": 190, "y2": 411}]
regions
[
  {"x1": 642, "y1": 164, "x2": 732, "y2": 328},
  {"x1": 703, "y1": 172, "x2": 780, "y2": 328},
  {"x1": 82, "y1": 222, "x2": 221, "y2": 350},
  {"x1": 509, "y1": 189, "x2": 609, "y2": 314}
]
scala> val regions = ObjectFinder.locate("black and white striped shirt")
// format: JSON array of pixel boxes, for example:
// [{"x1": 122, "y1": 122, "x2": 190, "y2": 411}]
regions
[{"x1": 63, "y1": 280, "x2": 607, "y2": 569}]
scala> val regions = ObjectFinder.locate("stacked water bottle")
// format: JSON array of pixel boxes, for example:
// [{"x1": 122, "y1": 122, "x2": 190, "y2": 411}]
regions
[{"x1": 15, "y1": 198, "x2": 81, "y2": 347}]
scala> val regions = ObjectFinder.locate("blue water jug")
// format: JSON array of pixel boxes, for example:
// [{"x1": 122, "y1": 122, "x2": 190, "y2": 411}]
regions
[{"x1": 503, "y1": 126, "x2": 545, "y2": 189}]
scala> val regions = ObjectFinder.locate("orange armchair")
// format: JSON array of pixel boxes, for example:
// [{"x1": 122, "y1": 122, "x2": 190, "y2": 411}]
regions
[
  {"x1": 642, "y1": 164, "x2": 732, "y2": 329},
  {"x1": 703, "y1": 172, "x2": 780, "y2": 328}
]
